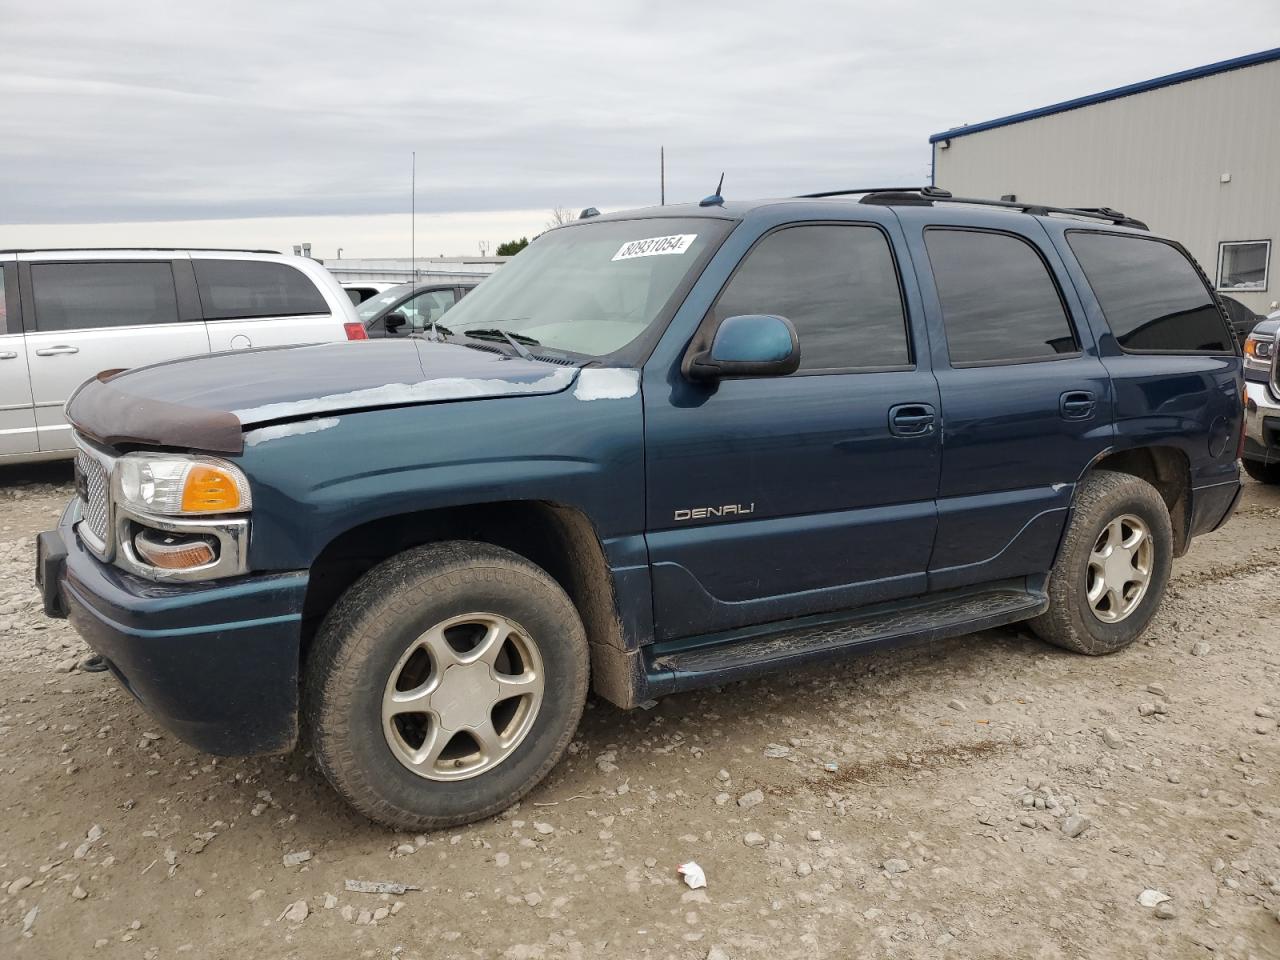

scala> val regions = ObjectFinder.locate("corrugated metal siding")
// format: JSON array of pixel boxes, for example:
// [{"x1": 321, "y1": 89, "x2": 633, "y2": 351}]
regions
[{"x1": 933, "y1": 58, "x2": 1280, "y2": 314}]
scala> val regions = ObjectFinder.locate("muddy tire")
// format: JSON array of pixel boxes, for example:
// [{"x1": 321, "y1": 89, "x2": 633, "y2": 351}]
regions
[
  {"x1": 1030, "y1": 470, "x2": 1173, "y2": 656},
  {"x1": 1242, "y1": 458, "x2": 1280, "y2": 485},
  {"x1": 304, "y1": 541, "x2": 588, "y2": 830}
]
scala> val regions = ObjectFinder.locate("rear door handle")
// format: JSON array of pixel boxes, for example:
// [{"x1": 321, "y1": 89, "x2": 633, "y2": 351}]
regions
[
  {"x1": 0, "y1": 351, "x2": 17, "y2": 360},
  {"x1": 889, "y1": 403, "x2": 936, "y2": 437},
  {"x1": 1060, "y1": 390, "x2": 1096, "y2": 421},
  {"x1": 34, "y1": 345, "x2": 79, "y2": 356}
]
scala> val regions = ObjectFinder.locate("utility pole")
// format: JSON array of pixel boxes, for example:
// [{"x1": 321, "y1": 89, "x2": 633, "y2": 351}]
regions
[
  {"x1": 660, "y1": 146, "x2": 665, "y2": 206},
  {"x1": 410, "y1": 151, "x2": 416, "y2": 281}
]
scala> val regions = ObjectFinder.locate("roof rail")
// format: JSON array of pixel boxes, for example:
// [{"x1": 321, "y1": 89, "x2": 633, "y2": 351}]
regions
[
  {"x1": 0, "y1": 247, "x2": 282, "y2": 255},
  {"x1": 850, "y1": 187, "x2": 1149, "y2": 230},
  {"x1": 795, "y1": 186, "x2": 923, "y2": 198}
]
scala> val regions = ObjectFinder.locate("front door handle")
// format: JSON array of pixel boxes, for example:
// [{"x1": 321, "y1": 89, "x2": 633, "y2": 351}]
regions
[
  {"x1": 0, "y1": 351, "x2": 17, "y2": 360},
  {"x1": 34, "y1": 345, "x2": 79, "y2": 356},
  {"x1": 1060, "y1": 390, "x2": 1096, "y2": 421},
  {"x1": 889, "y1": 403, "x2": 936, "y2": 437}
]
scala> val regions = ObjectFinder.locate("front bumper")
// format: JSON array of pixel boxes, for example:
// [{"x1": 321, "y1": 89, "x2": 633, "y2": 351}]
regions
[
  {"x1": 37, "y1": 501, "x2": 309, "y2": 756},
  {"x1": 1244, "y1": 379, "x2": 1280, "y2": 464}
]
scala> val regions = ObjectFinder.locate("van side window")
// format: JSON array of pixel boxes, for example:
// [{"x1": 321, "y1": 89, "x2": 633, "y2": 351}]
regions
[
  {"x1": 194, "y1": 260, "x2": 328, "y2": 320},
  {"x1": 1066, "y1": 232, "x2": 1233, "y2": 354},
  {"x1": 711, "y1": 224, "x2": 910, "y2": 371},
  {"x1": 925, "y1": 228, "x2": 1077, "y2": 365},
  {"x1": 30, "y1": 262, "x2": 181, "y2": 331}
]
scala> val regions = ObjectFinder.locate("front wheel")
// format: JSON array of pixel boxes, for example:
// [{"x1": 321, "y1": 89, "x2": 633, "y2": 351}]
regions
[
  {"x1": 1031, "y1": 470, "x2": 1173, "y2": 655},
  {"x1": 304, "y1": 541, "x2": 589, "y2": 830},
  {"x1": 1242, "y1": 457, "x2": 1280, "y2": 485}
]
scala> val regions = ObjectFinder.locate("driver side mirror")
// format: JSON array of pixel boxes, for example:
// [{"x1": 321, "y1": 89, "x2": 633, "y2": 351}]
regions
[
  {"x1": 384, "y1": 312, "x2": 409, "y2": 335},
  {"x1": 684, "y1": 314, "x2": 800, "y2": 381}
]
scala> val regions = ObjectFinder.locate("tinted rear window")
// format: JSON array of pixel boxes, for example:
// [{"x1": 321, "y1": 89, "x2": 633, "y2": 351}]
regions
[
  {"x1": 1066, "y1": 232, "x2": 1232, "y2": 353},
  {"x1": 925, "y1": 229, "x2": 1077, "y2": 364},
  {"x1": 712, "y1": 224, "x2": 910, "y2": 370},
  {"x1": 194, "y1": 260, "x2": 328, "y2": 320},
  {"x1": 30, "y1": 261, "x2": 180, "y2": 331}
]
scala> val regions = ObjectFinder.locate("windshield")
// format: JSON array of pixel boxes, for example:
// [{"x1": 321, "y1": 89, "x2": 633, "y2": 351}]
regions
[
  {"x1": 356, "y1": 283, "x2": 415, "y2": 321},
  {"x1": 436, "y1": 217, "x2": 727, "y2": 359}
]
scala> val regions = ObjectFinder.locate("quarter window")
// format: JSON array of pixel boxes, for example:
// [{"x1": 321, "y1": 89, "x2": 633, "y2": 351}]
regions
[
  {"x1": 30, "y1": 262, "x2": 181, "y2": 331},
  {"x1": 1216, "y1": 240, "x2": 1270, "y2": 292},
  {"x1": 925, "y1": 229, "x2": 1077, "y2": 365},
  {"x1": 711, "y1": 224, "x2": 910, "y2": 371},
  {"x1": 194, "y1": 259, "x2": 328, "y2": 320},
  {"x1": 1067, "y1": 232, "x2": 1232, "y2": 354}
]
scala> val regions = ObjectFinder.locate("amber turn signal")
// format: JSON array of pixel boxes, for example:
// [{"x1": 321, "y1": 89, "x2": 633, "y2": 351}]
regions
[
  {"x1": 181, "y1": 464, "x2": 245, "y2": 513},
  {"x1": 134, "y1": 530, "x2": 217, "y2": 570}
]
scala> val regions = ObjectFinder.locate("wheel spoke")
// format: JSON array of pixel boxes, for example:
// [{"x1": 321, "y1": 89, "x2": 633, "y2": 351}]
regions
[
  {"x1": 1086, "y1": 567, "x2": 1107, "y2": 605},
  {"x1": 469, "y1": 716, "x2": 506, "y2": 759},
  {"x1": 385, "y1": 682, "x2": 435, "y2": 717},
  {"x1": 419, "y1": 624, "x2": 462, "y2": 671},
  {"x1": 410, "y1": 721, "x2": 453, "y2": 770},
  {"x1": 468, "y1": 618, "x2": 509, "y2": 667},
  {"x1": 495, "y1": 670, "x2": 539, "y2": 695}
]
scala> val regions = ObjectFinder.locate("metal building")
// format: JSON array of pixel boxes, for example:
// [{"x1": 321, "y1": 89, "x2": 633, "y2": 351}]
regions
[{"x1": 930, "y1": 47, "x2": 1280, "y2": 315}]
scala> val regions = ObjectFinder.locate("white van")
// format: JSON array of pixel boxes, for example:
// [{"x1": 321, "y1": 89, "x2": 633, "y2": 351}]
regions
[{"x1": 0, "y1": 249, "x2": 362, "y2": 463}]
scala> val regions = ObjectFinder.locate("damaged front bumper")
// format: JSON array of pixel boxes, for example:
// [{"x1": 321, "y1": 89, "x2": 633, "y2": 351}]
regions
[{"x1": 37, "y1": 500, "x2": 308, "y2": 756}]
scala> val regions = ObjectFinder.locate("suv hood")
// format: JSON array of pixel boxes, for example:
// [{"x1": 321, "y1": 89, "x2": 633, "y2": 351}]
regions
[{"x1": 66, "y1": 339, "x2": 579, "y2": 454}]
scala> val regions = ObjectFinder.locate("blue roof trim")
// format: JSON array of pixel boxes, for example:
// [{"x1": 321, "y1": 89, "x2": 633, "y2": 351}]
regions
[{"x1": 929, "y1": 46, "x2": 1280, "y2": 144}]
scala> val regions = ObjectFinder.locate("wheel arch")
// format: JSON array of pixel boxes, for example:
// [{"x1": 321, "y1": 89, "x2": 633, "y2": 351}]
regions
[
  {"x1": 1078, "y1": 445, "x2": 1192, "y2": 555},
  {"x1": 300, "y1": 500, "x2": 633, "y2": 703}
]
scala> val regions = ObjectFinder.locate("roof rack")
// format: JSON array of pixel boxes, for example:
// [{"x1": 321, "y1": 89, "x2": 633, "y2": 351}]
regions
[
  {"x1": 817, "y1": 186, "x2": 1148, "y2": 230},
  {"x1": 0, "y1": 247, "x2": 281, "y2": 255}
]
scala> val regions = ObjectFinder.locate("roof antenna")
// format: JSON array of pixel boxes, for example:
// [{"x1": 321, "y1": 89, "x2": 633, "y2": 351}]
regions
[{"x1": 699, "y1": 172, "x2": 725, "y2": 207}]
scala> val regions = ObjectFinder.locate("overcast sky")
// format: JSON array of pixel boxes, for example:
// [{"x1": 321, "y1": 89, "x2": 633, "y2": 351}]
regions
[{"x1": 2, "y1": 0, "x2": 1277, "y2": 256}]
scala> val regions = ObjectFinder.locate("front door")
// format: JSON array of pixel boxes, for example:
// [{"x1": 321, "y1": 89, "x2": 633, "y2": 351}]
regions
[
  {"x1": 645, "y1": 221, "x2": 941, "y2": 640},
  {"x1": 22, "y1": 259, "x2": 210, "y2": 452}
]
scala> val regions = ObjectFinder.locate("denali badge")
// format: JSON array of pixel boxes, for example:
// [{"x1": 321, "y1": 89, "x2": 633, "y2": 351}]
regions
[{"x1": 674, "y1": 503, "x2": 756, "y2": 522}]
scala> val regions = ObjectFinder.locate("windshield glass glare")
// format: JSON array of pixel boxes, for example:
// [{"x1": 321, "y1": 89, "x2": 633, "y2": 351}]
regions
[
  {"x1": 356, "y1": 284, "x2": 415, "y2": 321},
  {"x1": 437, "y1": 218, "x2": 725, "y2": 358}
]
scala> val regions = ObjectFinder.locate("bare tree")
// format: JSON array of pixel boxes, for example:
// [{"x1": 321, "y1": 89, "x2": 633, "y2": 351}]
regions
[{"x1": 546, "y1": 206, "x2": 577, "y2": 229}]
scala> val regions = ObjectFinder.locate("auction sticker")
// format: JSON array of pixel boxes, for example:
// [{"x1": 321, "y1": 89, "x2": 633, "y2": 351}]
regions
[{"x1": 612, "y1": 234, "x2": 697, "y2": 261}]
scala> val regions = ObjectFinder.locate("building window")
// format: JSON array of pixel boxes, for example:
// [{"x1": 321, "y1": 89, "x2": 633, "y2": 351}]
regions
[{"x1": 1216, "y1": 240, "x2": 1270, "y2": 292}]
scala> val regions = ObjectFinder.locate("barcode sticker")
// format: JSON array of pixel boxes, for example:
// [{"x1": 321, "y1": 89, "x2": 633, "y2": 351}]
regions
[{"x1": 611, "y1": 234, "x2": 697, "y2": 261}]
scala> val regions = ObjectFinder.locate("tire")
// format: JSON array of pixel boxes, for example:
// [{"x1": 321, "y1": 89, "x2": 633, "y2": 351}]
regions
[
  {"x1": 1030, "y1": 470, "x2": 1173, "y2": 656},
  {"x1": 304, "y1": 541, "x2": 589, "y2": 830},
  {"x1": 1242, "y1": 457, "x2": 1280, "y2": 485}
]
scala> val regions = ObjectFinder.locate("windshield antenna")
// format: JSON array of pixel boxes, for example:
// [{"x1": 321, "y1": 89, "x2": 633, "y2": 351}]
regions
[{"x1": 700, "y1": 172, "x2": 725, "y2": 207}]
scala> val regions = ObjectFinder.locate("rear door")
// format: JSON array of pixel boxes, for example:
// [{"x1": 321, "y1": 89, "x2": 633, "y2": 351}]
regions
[
  {"x1": 897, "y1": 210, "x2": 1114, "y2": 590},
  {"x1": 0, "y1": 258, "x2": 38, "y2": 457},
  {"x1": 20, "y1": 256, "x2": 210, "y2": 452},
  {"x1": 196, "y1": 257, "x2": 342, "y2": 350}
]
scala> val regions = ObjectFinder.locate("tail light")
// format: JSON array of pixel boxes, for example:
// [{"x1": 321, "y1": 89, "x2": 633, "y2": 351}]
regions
[{"x1": 344, "y1": 322, "x2": 369, "y2": 341}]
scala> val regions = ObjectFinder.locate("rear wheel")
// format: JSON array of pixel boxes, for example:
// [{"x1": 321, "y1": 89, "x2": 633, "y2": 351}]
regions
[
  {"x1": 1242, "y1": 458, "x2": 1280, "y2": 485},
  {"x1": 1031, "y1": 470, "x2": 1173, "y2": 655},
  {"x1": 304, "y1": 541, "x2": 589, "y2": 830}
]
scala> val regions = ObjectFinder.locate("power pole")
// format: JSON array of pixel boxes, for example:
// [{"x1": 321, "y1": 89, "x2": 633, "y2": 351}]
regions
[
  {"x1": 660, "y1": 146, "x2": 665, "y2": 206},
  {"x1": 410, "y1": 151, "x2": 416, "y2": 281}
]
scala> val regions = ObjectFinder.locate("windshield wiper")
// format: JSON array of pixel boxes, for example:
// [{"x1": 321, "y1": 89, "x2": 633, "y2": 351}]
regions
[
  {"x1": 464, "y1": 327, "x2": 539, "y2": 360},
  {"x1": 425, "y1": 319, "x2": 454, "y2": 342}
]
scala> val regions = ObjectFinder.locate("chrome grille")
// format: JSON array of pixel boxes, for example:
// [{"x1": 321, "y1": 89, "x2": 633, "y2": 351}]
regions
[
  {"x1": 1272, "y1": 343, "x2": 1280, "y2": 397},
  {"x1": 74, "y1": 448, "x2": 110, "y2": 550}
]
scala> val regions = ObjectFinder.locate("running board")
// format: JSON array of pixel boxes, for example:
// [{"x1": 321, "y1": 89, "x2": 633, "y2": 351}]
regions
[{"x1": 642, "y1": 581, "x2": 1048, "y2": 697}]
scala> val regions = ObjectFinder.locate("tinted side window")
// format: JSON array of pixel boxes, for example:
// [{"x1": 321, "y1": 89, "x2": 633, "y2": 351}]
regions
[
  {"x1": 712, "y1": 225, "x2": 909, "y2": 371},
  {"x1": 1066, "y1": 232, "x2": 1232, "y2": 353},
  {"x1": 194, "y1": 260, "x2": 328, "y2": 320},
  {"x1": 925, "y1": 229, "x2": 1077, "y2": 365},
  {"x1": 30, "y1": 262, "x2": 181, "y2": 332}
]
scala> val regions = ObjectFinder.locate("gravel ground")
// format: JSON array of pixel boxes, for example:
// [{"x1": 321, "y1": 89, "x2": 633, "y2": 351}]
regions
[{"x1": 1, "y1": 461, "x2": 1278, "y2": 960}]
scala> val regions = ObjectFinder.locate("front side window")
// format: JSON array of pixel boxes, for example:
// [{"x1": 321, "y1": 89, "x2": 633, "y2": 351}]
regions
[
  {"x1": 1067, "y1": 232, "x2": 1232, "y2": 354},
  {"x1": 30, "y1": 261, "x2": 181, "y2": 331},
  {"x1": 1217, "y1": 240, "x2": 1270, "y2": 292},
  {"x1": 402, "y1": 289, "x2": 457, "y2": 332},
  {"x1": 194, "y1": 259, "x2": 328, "y2": 320},
  {"x1": 711, "y1": 224, "x2": 910, "y2": 371},
  {"x1": 925, "y1": 229, "x2": 1077, "y2": 365},
  {"x1": 437, "y1": 217, "x2": 730, "y2": 359}
]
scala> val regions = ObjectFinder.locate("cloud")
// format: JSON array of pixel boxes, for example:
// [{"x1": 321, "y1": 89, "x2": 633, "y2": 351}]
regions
[{"x1": 1, "y1": 0, "x2": 1276, "y2": 228}]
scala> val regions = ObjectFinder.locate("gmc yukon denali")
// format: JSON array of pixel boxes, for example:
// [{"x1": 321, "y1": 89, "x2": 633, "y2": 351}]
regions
[{"x1": 35, "y1": 188, "x2": 1244, "y2": 829}]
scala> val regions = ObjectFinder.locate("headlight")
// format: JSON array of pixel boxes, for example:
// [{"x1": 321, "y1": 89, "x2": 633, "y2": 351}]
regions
[
  {"x1": 116, "y1": 454, "x2": 252, "y2": 516},
  {"x1": 1244, "y1": 334, "x2": 1275, "y2": 374}
]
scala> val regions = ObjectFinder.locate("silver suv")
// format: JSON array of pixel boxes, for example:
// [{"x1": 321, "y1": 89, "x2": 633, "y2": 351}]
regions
[{"x1": 0, "y1": 249, "x2": 361, "y2": 464}]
